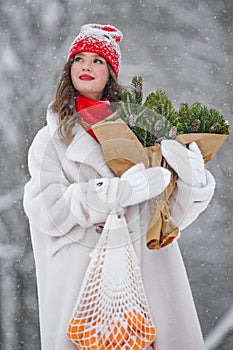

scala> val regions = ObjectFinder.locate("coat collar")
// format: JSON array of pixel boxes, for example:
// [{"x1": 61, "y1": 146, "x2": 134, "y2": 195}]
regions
[{"x1": 46, "y1": 105, "x2": 113, "y2": 176}]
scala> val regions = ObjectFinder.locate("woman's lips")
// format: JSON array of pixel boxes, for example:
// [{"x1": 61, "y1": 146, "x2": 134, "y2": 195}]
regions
[{"x1": 79, "y1": 74, "x2": 95, "y2": 81}]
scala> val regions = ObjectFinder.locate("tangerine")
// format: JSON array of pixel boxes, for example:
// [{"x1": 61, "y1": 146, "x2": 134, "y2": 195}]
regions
[
  {"x1": 135, "y1": 334, "x2": 148, "y2": 348},
  {"x1": 97, "y1": 336, "x2": 109, "y2": 350},
  {"x1": 144, "y1": 322, "x2": 156, "y2": 343},
  {"x1": 107, "y1": 320, "x2": 129, "y2": 346},
  {"x1": 124, "y1": 310, "x2": 156, "y2": 349},
  {"x1": 125, "y1": 336, "x2": 140, "y2": 350},
  {"x1": 67, "y1": 318, "x2": 86, "y2": 341},
  {"x1": 82, "y1": 327, "x2": 96, "y2": 347},
  {"x1": 128, "y1": 310, "x2": 145, "y2": 332}
]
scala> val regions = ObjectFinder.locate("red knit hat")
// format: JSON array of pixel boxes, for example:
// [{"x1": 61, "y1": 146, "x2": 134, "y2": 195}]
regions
[{"x1": 68, "y1": 24, "x2": 123, "y2": 77}]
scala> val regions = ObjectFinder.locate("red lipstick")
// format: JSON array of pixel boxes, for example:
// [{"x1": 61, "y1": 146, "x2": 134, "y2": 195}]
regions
[{"x1": 79, "y1": 74, "x2": 94, "y2": 81}]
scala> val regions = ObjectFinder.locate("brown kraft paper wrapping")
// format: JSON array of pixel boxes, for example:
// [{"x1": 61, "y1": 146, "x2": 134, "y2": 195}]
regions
[
  {"x1": 175, "y1": 133, "x2": 228, "y2": 164},
  {"x1": 92, "y1": 119, "x2": 229, "y2": 249}
]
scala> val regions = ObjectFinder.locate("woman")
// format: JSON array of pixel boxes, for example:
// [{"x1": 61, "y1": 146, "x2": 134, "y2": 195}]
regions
[{"x1": 24, "y1": 24, "x2": 215, "y2": 350}]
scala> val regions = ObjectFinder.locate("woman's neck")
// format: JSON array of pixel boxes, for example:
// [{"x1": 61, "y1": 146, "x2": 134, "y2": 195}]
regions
[{"x1": 78, "y1": 92, "x2": 102, "y2": 100}]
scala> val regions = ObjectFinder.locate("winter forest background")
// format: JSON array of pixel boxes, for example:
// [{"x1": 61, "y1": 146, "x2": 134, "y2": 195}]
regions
[{"x1": 0, "y1": 0, "x2": 233, "y2": 349}]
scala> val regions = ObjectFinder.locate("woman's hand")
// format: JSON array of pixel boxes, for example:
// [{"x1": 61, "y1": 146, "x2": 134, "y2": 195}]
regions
[
  {"x1": 161, "y1": 140, "x2": 206, "y2": 187},
  {"x1": 118, "y1": 163, "x2": 171, "y2": 207}
]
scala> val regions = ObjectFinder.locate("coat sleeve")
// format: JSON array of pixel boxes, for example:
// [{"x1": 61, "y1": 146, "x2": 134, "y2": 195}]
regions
[
  {"x1": 169, "y1": 169, "x2": 216, "y2": 231},
  {"x1": 23, "y1": 130, "x2": 120, "y2": 237}
]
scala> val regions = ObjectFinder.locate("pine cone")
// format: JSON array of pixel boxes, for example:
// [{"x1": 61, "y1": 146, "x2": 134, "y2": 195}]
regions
[
  {"x1": 191, "y1": 119, "x2": 201, "y2": 132},
  {"x1": 135, "y1": 80, "x2": 142, "y2": 94},
  {"x1": 209, "y1": 122, "x2": 221, "y2": 133},
  {"x1": 169, "y1": 126, "x2": 177, "y2": 138},
  {"x1": 154, "y1": 120, "x2": 163, "y2": 132}
]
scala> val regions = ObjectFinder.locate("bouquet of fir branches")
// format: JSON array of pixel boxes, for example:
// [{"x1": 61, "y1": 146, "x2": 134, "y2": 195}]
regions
[{"x1": 92, "y1": 76, "x2": 230, "y2": 249}]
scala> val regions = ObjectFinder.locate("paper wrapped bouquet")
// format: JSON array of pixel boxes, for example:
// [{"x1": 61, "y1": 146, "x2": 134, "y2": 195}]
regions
[{"x1": 92, "y1": 77, "x2": 230, "y2": 249}]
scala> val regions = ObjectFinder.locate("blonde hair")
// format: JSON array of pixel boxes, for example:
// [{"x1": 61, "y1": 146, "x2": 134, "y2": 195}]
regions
[{"x1": 51, "y1": 57, "x2": 124, "y2": 144}]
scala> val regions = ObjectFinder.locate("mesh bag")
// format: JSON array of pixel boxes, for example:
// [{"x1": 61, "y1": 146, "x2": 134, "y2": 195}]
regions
[{"x1": 67, "y1": 212, "x2": 156, "y2": 349}]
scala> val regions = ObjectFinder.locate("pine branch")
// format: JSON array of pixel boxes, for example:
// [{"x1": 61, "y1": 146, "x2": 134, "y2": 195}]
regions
[{"x1": 117, "y1": 76, "x2": 230, "y2": 147}]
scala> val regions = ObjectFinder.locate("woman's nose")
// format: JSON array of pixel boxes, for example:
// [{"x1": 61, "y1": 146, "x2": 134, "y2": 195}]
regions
[{"x1": 82, "y1": 61, "x2": 91, "y2": 71}]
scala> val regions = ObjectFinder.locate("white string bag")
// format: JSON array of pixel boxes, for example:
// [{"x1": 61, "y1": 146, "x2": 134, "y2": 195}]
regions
[{"x1": 67, "y1": 212, "x2": 156, "y2": 349}]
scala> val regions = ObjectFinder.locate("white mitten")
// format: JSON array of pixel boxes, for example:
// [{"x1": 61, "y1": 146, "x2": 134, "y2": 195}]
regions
[
  {"x1": 169, "y1": 170, "x2": 216, "y2": 230},
  {"x1": 161, "y1": 140, "x2": 206, "y2": 187},
  {"x1": 118, "y1": 163, "x2": 171, "y2": 207}
]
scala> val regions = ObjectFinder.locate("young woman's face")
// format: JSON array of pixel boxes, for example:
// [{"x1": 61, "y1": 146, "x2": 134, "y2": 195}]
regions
[{"x1": 70, "y1": 52, "x2": 110, "y2": 100}]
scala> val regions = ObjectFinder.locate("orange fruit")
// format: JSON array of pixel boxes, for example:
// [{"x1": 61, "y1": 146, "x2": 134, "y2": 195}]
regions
[
  {"x1": 125, "y1": 337, "x2": 140, "y2": 350},
  {"x1": 82, "y1": 327, "x2": 96, "y2": 347},
  {"x1": 103, "y1": 319, "x2": 129, "y2": 347},
  {"x1": 128, "y1": 310, "x2": 145, "y2": 332},
  {"x1": 125, "y1": 334, "x2": 153, "y2": 350},
  {"x1": 97, "y1": 337, "x2": 109, "y2": 350},
  {"x1": 67, "y1": 318, "x2": 86, "y2": 341},
  {"x1": 135, "y1": 334, "x2": 148, "y2": 348},
  {"x1": 124, "y1": 310, "x2": 156, "y2": 349},
  {"x1": 143, "y1": 321, "x2": 156, "y2": 343},
  {"x1": 67, "y1": 317, "x2": 108, "y2": 349}
]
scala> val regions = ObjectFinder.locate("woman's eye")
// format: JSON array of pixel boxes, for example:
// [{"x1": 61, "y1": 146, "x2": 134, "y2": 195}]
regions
[
  {"x1": 74, "y1": 56, "x2": 83, "y2": 62},
  {"x1": 94, "y1": 58, "x2": 103, "y2": 64}
]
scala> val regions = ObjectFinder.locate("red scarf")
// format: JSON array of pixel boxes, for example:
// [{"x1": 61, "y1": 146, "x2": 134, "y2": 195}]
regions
[{"x1": 76, "y1": 94, "x2": 112, "y2": 141}]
